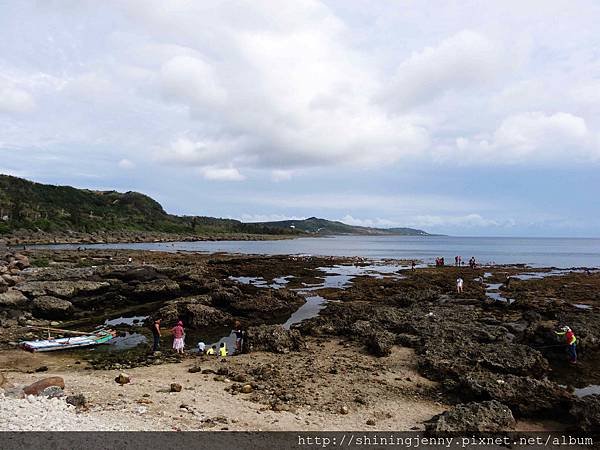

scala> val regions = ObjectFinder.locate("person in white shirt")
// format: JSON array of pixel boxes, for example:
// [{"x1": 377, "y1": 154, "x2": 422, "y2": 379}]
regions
[{"x1": 456, "y1": 277, "x2": 464, "y2": 293}]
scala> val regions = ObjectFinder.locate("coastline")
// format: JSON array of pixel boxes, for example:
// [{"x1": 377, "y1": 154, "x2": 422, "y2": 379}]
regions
[
  {"x1": 0, "y1": 231, "x2": 299, "y2": 247},
  {"x1": 0, "y1": 247, "x2": 599, "y2": 432}
]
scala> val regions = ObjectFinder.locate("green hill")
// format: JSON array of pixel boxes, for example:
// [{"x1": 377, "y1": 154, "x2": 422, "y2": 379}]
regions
[
  {"x1": 0, "y1": 175, "x2": 430, "y2": 238},
  {"x1": 253, "y1": 217, "x2": 429, "y2": 236},
  {"x1": 0, "y1": 175, "x2": 294, "y2": 236}
]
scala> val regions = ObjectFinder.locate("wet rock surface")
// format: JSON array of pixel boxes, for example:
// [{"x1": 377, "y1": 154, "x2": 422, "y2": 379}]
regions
[
  {"x1": 244, "y1": 325, "x2": 306, "y2": 354},
  {"x1": 425, "y1": 400, "x2": 515, "y2": 432}
]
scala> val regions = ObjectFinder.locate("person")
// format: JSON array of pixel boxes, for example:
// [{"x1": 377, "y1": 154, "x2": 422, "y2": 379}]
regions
[
  {"x1": 128, "y1": 257, "x2": 133, "y2": 264},
  {"x1": 504, "y1": 274, "x2": 511, "y2": 288},
  {"x1": 456, "y1": 276, "x2": 464, "y2": 294},
  {"x1": 555, "y1": 326, "x2": 577, "y2": 364},
  {"x1": 197, "y1": 341, "x2": 206, "y2": 355},
  {"x1": 411, "y1": 260, "x2": 416, "y2": 272},
  {"x1": 219, "y1": 342, "x2": 228, "y2": 357},
  {"x1": 171, "y1": 320, "x2": 185, "y2": 354},
  {"x1": 233, "y1": 321, "x2": 244, "y2": 354},
  {"x1": 458, "y1": 256, "x2": 462, "y2": 266},
  {"x1": 206, "y1": 345, "x2": 216, "y2": 356},
  {"x1": 455, "y1": 256, "x2": 459, "y2": 267},
  {"x1": 151, "y1": 318, "x2": 161, "y2": 352}
]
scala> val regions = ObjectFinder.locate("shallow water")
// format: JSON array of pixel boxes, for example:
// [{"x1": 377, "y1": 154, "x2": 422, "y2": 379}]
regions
[
  {"x1": 574, "y1": 385, "x2": 600, "y2": 397},
  {"x1": 37, "y1": 235, "x2": 600, "y2": 268}
]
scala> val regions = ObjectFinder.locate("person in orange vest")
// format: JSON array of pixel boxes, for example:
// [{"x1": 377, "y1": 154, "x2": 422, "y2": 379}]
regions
[{"x1": 555, "y1": 326, "x2": 577, "y2": 364}]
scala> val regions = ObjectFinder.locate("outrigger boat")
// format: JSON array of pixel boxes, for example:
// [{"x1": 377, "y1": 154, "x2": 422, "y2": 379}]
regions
[{"x1": 20, "y1": 326, "x2": 117, "y2": 352}]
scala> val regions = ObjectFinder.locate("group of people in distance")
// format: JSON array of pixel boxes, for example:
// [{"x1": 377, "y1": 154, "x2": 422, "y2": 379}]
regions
[
  {"x1": 454, "y1": 255, "x2": 477, "y2": 268},
  {"x1": 150, "y1": 318, "x2": 245, "y2": 357}
]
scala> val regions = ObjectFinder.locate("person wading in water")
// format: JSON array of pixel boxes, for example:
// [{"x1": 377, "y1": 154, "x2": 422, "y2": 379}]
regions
[{"x1": 151, "y1": 318, "x2": 161, "y2": 352}]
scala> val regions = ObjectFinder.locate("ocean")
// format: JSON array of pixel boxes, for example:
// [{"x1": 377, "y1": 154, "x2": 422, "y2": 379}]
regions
[{"x1": 40, "y1": 235, "x2": 600, "y2": 268}]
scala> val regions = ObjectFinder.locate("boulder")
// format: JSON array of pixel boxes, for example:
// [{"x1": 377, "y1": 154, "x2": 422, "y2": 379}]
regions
[
  {"x1": 17, "y1": 281, "x2": 109, "y2": 299},
  {"x1": 451, "y1": 372, "x2": 574, "y2": 418},
  {"x1": 426, "y1": 400, "x2": 515, "y2": 432},
  {"x1": 115, "y1": 373, "x2": 130, "y2": 385},
  {"x1": 157, "y1": 296, "x2": 233, "y2": 328},
  {"x1": 570, "y1": 395, "x2": 600, "y2": 432},
  {"x1": 133, "y1": 280, "x2": 180, "y2": 299},
  {"x1": 218, "y1": 289, "x2": 305, "y2": 320},
  {"x1": 244, "y1": 324, "x2": 307, "y2": 354},
  {"x1": 366, "y1": 330, "x2": 395, "y2": 357},
  {"x1": 32, "y1": 296, "x2": 73, "y2": 319},
  {"x1": 66, "y1": 394, "x2": 87, "y2": 408},
  {"x1": 170, "y1": 383, "x2": 182, "y2": 392},
  {"x1": 23, "y1": 377, "x2": 65, "y2": 396},
  {"x1": 0, "y1": 289, "x2": 28, "y2": 307}
]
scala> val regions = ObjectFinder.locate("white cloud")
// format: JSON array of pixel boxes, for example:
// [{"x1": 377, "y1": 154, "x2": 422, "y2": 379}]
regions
[
  {"x1": 409, "y1": 214, "x2": 514, "y2": 229},
  {"x1": 383, "y1": 30, "x2": 505, "y2": 110},
  {"x1": 447, "y1": 112, "x2": 598, "y2": 164},
  {"x1": 271, "y1": 170, "x2": 294, "y2": 182},
  {"x1": 118, "y1": 158, "x2": 135, "y2": 169},
  {"x1": 198, "y1": 166, "x2": 245, "y2": 181},
  {"x1": 239, "y1": 214, "x2": 305, "y2": 223},
  {"x1": 339, "y1": 215, "x2": 397, "y2": 228},
  {"x1": 0, "y1": 81, "x2": 35, "y2": 114}
]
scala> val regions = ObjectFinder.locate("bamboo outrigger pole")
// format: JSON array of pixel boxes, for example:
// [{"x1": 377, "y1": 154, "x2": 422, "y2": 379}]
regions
[{"x1": 25, "y1": 325, "x2": 105, "y2": 336}]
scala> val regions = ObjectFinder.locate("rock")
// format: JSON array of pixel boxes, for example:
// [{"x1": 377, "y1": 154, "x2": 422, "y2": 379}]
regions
[
  {"x1": 570, "y1": 395, "x2": 600, "y2": 432},
  {"x1": 157, "y1": 297, "x2": 232, "y2": 328},
  {"x1": 41, "y1": 386, "x2": 64, "y2": 398},
  {"x1": 188, "y1": 366, "x2": 202, "y2": 373},
  {"x1": 133, "y1": 280, "x2": 181, "y2": 299},
  {"x1": 0, "y1": 289, "x2": 28, "y2": 307},
  {"x1": 115, "y1": 373, "x2": 130, "y2": 385},
  {"x1": 219, "y1": 288, "x2": 305, "y2": 320},
  {"x1": 170, "y1": 383, "x2": 182, "y2": 392},
  {"x1": 340, "y1": 405, "x2": 349, "y2": 415},
  {"x1": 17, "y1": 280, "x2": 109, "y2": 299},
  {"x1": 244, "y1": 324, "x2": 307, "y2": 354},
  {"x1": 23, "y1": 377, "x2": 65, "y2": 396},
  {"x1": 35, "y1": 366, "x2": 48, "y2": 373},
  {"x1": 426, "y1": 400, "x2": 515, "y2": 432},
  {"x1": 366, "y1": 330, "x2": 395, "y2": 357},
  {"x1": 450, "y1": 372, "x2": 573, "y2": 418},
  {"x1": 66, "y1": 394, "x2": 87, "y2": 408},
  {"x1": 241, "y1": 384, "x2": 253, "y2": 394},
  {"x1": 32, "y1": 296, "x2": 74, "y2": 319},
  {"x1": 366, "y1": 419, "x2": 376, "y2": 426}
]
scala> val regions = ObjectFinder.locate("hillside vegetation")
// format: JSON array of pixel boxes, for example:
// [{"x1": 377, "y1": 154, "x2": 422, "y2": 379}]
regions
[
  {"x1": 0, "y1": 175, "x2": 429, "y2": 238},
  {"x1": 0, "y1": 175, "x2": 294, "y2": 236}
]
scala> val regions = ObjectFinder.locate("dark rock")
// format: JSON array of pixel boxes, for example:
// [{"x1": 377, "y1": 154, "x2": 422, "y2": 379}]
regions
[
  {"x1": 157, "y1": 296, "x2": 232, "y2": 328},
  {"x1": 35, "y1": 366, "x2": 48, "y2": 373},
  {"x1": 0, "y1": 289, "x2": 28, "y2": 307},
  {"x1": 41, "y1": 386, "x2": 64, "y2": 398},
  {"x1": 426, "y1": 400, "x2": 515, "y2": 432},
  {"x1": 451, "y1": 372, "x2": 573, "y2": 418},
  {"x1": 170, "y1": 383, "x2": 182, "y2": 392},
  {"x1": 570, "y1": 395, "x2": 600, "y2": 432},
  {"x1": 23, "y1": 377, "x2": 65, "y2": 396},
  {"x1": 188, "y1": 366, "x2": 202, "y2": 373},
  {"x1": 32, "y1": 296, "x2": 74, "y2": 319},
  {"x1": 366, "y1": 330, "x2": 395, "y2": 357},
  {"x1": 244, "y1": 325, "x2": 307, "y2": 354},
  {"x1": 115, "y1": 373, "x2": 130, "y2": 385},
  {"x1": 66, "y1": 394, "x2": 87, "y2": 408}
]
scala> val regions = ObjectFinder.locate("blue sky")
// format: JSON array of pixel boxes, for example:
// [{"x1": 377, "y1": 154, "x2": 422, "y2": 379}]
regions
[{"x1": 1, "y1": 1, "x2": 599, "y2": 237}]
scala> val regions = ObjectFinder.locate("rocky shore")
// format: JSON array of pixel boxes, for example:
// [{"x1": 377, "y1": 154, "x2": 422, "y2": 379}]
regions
[
  {"x1": 1, "y1": 248, "x2": 599, "y2": 432},
  {"x1": 0, "y1": 230, "x2": 295, "y2": 246}
]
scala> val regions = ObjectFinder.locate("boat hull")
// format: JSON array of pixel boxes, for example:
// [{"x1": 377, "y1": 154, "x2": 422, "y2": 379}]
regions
[{"x1": 20, "y1": 331, "x2": 115, "y2": 352}]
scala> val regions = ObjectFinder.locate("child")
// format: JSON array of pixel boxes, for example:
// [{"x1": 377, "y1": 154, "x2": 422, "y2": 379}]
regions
[
  {"x1": 206, "y1": 345, "x2": 216, "y2": 356},
  {"x1": 171, "y1": 320, "x2": 185, "y2": 354},
  {"x1": 197, "y1": 341, "x2": 206, "y2": 354},
  {"x1": 219, "y1": 342, "x2": 228, "y2": 357}
]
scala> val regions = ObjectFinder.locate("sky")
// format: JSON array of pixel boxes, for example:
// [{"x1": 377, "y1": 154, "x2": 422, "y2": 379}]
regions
[{"x1": 1, "y1": 0, "x2": 599, "y2": 237}]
